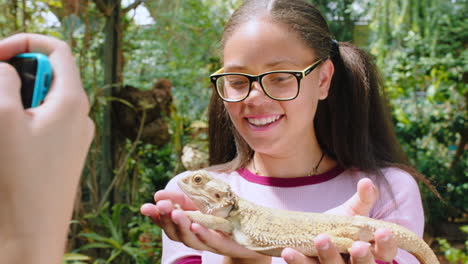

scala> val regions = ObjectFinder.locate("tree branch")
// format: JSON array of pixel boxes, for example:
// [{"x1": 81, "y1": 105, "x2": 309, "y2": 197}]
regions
[
  {"x1": 98, "y1": 103, "x2": 146, "y2": 210},
  {"x1": 450, "y1": 128, "x2": 467, "y2": 171},
  {"x1": 122, "y1": 0, "x2": 144, "y2": 14},
  {"x1": 92, "y1": 0, "x2": 107, "y2": 15}
]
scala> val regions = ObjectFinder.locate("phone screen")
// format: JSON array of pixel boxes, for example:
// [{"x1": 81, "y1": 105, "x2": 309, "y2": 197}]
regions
[{"x1": 8, "y1": 57, "x2": 38, "y2": 108}]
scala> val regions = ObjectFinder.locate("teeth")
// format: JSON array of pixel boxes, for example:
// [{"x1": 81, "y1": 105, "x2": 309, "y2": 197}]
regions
[{"x1": 247, "y1": 115, "x2": 281, "y2": 126}]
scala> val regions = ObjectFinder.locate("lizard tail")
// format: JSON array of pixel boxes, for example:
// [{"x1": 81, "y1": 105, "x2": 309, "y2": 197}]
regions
[
  {"x1": 364, "y1": 218, "x2": 439, "y2": 264},
  {"x1": 393, "y1": 228, "x2": 440, "y2": 264}
]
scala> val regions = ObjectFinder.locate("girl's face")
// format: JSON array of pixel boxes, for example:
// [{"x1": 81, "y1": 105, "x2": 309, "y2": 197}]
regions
[{"x1": 223, "y1": 17, "x2": 331, "y2": 157}]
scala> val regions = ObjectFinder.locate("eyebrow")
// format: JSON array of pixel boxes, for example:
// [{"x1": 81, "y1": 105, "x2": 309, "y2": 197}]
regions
[{"x1": 224, "y1": 59, "x2": 303, "y2": 73}]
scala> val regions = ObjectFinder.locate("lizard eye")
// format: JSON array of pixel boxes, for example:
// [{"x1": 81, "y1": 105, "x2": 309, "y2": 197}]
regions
[
  {"x1": 193, "y1": 176, "x2": 202, "y2": 184},
  {"x1": 214, "y1": 193, "x2": 221, "y2": 199}
]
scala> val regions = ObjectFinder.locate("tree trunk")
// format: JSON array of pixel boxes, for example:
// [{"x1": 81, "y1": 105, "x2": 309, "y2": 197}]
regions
[
  {"x1": 12, "y1": 0, "x2": 18, "y2": 31},
  {"x1": 21, "y1": 0, "x2": 26, "y2": 31},
  {"x1": 100, "y1": 0, "x2": 122, "y2": 205}
]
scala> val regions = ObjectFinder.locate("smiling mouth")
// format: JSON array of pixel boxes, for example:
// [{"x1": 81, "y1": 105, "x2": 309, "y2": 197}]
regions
[{"x1": 246, "y1": 115, "x2": 282, "y2": 126}]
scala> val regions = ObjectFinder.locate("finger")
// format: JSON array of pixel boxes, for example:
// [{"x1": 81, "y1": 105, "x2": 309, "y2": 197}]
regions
[
  {"x1": 191, "y1": 223, "x2": 261, "y2": 258},
  {"x1": 85, "y1": 117, "x2": 95, "y2": 144},
  {"x1": 348, "y1": 241, "x2": 375, "y2": 264},
  {"x1": 330, "y1": 178, "x2": 378, "y2": 217},
  {"x1": 171, "y1": 210, "x2": 214, "y2": 251},
  {"x1": 348, "y1": 178, "x2": 378, "y2": 216},
  {"x1": 0, "y1": 62, "x2": 22, "y2": 113},
  {"x1": 154, "y1": 190, "x2": 198, "y2": 211},
  {"x1": 0, "y1": 33, "x2": 66, "y2": 59},
  {"x1": 140, "y1": 203, "x2": 164, "y2": 228},
  {"x1": 0, "y1": 34, "x2": 83, "y2": 93},
  {"x1": 156, "y1": 200, "x2": 181, "y2": 242},
  {"x1": 314, "y1": 234, "x2": 347, "y2": 264},
  {"x1": 373, "y1": 229, "x2": 397, "y2": 262},
  {"x1": 281, "y1": 248, "x2": 319, "y2": 264},
  {"x1": 0, "y1": 34, "x2": 88, "y2": 114},
  {"x1": 140, "y1": 203, "x2": 160, "y2": 218}
]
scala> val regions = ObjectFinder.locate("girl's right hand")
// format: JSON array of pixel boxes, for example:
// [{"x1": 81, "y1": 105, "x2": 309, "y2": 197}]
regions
[{"x1": 140, "y1": 190, "x2": 271, "y2": 264}]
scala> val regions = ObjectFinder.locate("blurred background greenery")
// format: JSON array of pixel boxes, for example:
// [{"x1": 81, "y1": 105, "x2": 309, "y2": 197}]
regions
[{"x1": 0, "y1": 0, "x2": 466, "y2": 263}]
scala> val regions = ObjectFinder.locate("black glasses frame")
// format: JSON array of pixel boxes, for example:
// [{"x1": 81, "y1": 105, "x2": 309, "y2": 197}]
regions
[{"x1": 210, "y1": 57, "x2": 328, "y2": 102}]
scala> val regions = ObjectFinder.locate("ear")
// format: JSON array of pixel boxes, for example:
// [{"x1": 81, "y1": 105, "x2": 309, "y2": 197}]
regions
[{"x1": 317, "y1": 59, "x2": 334, "y2": 100}]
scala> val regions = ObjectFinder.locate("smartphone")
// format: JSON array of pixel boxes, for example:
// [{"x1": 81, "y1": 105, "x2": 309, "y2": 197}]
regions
[{"x1": 7, "y1": 53, "x2": 52, "y2": 108}]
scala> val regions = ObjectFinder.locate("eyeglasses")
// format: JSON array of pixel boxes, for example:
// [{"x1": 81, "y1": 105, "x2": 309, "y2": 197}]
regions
[{"x1": 210, "y1": 57, "x2": 328, "y2": 102}]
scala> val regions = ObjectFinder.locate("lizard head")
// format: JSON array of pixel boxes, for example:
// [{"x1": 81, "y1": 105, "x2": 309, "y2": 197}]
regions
[{"x1": 177, "y1": 170, "x2": 237, "y2": 218}]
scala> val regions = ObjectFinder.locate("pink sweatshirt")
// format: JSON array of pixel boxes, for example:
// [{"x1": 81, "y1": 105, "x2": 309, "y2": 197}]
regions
[{"x1": 161, "y1": 166, "x2": 424, "y2": 264}]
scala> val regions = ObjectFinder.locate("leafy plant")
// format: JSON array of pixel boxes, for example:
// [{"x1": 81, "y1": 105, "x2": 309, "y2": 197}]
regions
[
  {"x1": 368, "y1": 0, "x2": 467, "y2": 229},
  {"x1": 71, "y1": 203, "x2": 162, "y2": 264},
  {"x1": 437, "y1": 226, "x2": 468, "y2": 264},
  {"x1": 62, "y1": 253, "x2": 92, "y2": 264}
]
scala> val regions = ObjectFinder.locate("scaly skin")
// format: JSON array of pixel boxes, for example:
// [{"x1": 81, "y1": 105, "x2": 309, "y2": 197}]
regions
[{"x1": 177, "y1": 170, "x2": 439, "y2": 264}]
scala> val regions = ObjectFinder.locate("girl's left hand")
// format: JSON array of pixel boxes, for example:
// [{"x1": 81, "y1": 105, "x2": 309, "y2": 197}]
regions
[{"x1": 282, "y1": 178, "x2": 398, "y2": 264}]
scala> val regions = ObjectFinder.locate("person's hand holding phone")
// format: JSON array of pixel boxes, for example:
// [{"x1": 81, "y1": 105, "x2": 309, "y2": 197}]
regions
[
  {"x1": 8, "y1": 53, "x2": 53, "y2": 108},
  {"x1": 0, "y1": 33, "x2": 94, "y2": 264}
]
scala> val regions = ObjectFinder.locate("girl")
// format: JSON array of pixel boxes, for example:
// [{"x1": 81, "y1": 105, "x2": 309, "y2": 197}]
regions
[{"x1": 141, "y1": 0, "x2": 430, "y2": 263}]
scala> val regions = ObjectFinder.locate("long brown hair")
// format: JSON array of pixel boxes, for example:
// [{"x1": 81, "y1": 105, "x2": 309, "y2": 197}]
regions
[{"x1": 208, "y1": 0, "x2": 437, "y2": 195}]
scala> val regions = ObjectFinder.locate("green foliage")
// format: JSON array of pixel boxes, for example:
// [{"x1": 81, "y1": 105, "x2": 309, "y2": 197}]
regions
[
  {"x1": 131, "y1": 143, "x2": 177, "y2": 203},
  {"x1": 437, "y1": 226, "x2": 468, "y2": 263},
  {"x1": 70, "y1": 203, "x2": 162, "y2": 264},
  {"x1": 369, "y1": 0, "x2": 467, "y2": 226},
  {"x1": 63, "y1": 253, "x2": 92, "y2": 264},
  {"x1": 312, "y1": 0, "x2": 365, "y2": 41},
  {"x1": 124, "y1": 0, "x2": 237, "y2": 120},
  {"x1": 0, "y1": 0, "x2": 63, "y2": 38}
]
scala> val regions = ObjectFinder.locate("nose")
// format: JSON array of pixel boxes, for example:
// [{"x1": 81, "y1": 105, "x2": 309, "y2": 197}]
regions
[{"x1": 244, "y1": 81, "x2": 269, "y2": 104}]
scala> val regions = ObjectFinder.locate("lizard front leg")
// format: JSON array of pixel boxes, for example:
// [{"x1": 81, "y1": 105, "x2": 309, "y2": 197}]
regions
[{"x1": 184, "y1": 211, "x2": 234, "y2": 234}]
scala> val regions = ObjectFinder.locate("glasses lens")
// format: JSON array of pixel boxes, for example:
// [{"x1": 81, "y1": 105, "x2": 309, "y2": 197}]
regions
[
  {"x1": 262, "y1": 72, "x2": 298, "y2": 100},
  {"x1": 216, "y1": 74, "x2": 250, "y2": 101}
]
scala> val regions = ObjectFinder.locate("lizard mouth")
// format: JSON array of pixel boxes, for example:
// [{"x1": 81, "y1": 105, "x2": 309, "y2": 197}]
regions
[
  {"x1": 177, "y1": 181, "x2": 216, "y2": 211},
  {"x1": 186, "y1": 192, "x2": 232, "y2": 216},
  {"x1": 178, "y1": 183, "x2": 233, "y2": 217}
]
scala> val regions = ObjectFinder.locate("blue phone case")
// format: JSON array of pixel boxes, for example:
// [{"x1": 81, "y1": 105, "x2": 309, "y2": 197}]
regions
[{"x1": 14, "y1": 53, "x2": 53, "y2": 108}]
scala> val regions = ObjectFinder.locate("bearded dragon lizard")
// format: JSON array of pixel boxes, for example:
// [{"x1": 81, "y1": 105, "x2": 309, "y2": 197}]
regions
[{"x1": 176, "y1": 170, "x2": 439, "y2": 264}]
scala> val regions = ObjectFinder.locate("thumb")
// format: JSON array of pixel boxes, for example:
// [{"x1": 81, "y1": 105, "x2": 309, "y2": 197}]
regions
[
  {"x1": 326, "y1": 178, "x2": 379, "y2": 217},
  {"x1": 154, "y1": 190, "x2": 199, "y2": 211},
  {"x1": 0, "y1": 62, "x2": 22, "y2": 111}
]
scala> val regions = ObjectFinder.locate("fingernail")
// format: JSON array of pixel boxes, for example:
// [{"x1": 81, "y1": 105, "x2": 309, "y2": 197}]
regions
[
  {"x1": 314, "y1": 234, "x2": 331, "y2": 251},
  {"x1": 377, "y1": 228, "x2": 391, "y2": 242},
  {"x1": 191, "y1": 223, "x2": 203, "y2": 235},
  {"x1": 381, "y1": 233, "x2": 391, "y2": 242},
  {"x1": 284, "y1": 253, "x2": 294, "y2": 262},
  {"x1": 349, "y1": 242, "x2": 371, "y2": 258},
  {"x1": 317, "y1": 240, "x2": 330, "y2": 251}
]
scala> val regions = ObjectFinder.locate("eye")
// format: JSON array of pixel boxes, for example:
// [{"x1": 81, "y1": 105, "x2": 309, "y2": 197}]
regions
[
  {"x1": 193, "y1": 176, "x2": 202, "y2": 184},
  {"x1": 215, "y1": 193, "x2": 221, "y2": 199},
  {"x1": 273, "y1": 75, "x2": 292, "y2": 82}
]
